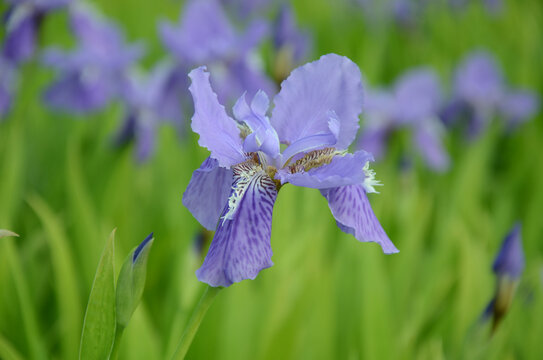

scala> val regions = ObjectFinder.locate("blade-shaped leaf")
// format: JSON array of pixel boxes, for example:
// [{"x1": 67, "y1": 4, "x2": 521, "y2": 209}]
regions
[{"x1": 79, "y1": 229, "x2": 117, "y2": 360}]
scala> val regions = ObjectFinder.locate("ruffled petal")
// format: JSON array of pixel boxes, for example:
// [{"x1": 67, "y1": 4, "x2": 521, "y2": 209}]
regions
[
  {"x1": 321, "y1": 184, "x2": 398, "y2": 254},
  {"x1": 182, "y1": 157, "x2": 234, "y2": 231},
  {"x1": 276, "y1": 150, "x2": 373, "y2": 189},
  {"x1": 271, "y1": 54, "x2": 363, "y2": 149},
  {"x1": 196, "y1": 168, "x2": 277, "y2": 287},
  {"x1": 188, "y1": 66, "x2": 245, "y2": 168}
]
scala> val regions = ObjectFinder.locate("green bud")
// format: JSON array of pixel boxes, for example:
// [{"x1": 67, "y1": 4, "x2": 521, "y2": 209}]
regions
[{"x1": 116, "y1": 232, "x2": 154, "y2": 328}]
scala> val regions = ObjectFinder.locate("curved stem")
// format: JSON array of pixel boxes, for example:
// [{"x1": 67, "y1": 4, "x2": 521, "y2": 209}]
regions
[{"x1": 171, "y1": 286, "x2": 222, "y2": 360}]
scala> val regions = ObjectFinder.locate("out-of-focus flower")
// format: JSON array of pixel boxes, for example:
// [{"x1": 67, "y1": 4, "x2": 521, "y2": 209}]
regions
[
  {"x1": 42, "y1": 3, "x2": 142, "y2": 114},
  {"x1": 159, "y1": 0, "x2": 275, "y2": 106},
  {"x1": 219, "y1": 0, "x2": 271, "y2": 20},
  {"x1": 483, "y1": 224, "x2": 525, "y2": 332},
  {"x1": 2, "y1": 0, "x2": 72, "y2": 64},
  {"x1": 272, "y1": 4, "x2": 311, "y2": 84},
  {"x1": 0, "y1": 57, "x2": 18, "y2": 119},
  {"x1": 183, "y1": 54, "x2": 397, "y2": 288},
  {"x1": 358, "y1": 67, "x2": 450, "y2": 172},
  {"x1": 441, "y1": 51, "x2": 539, "y2": 136},
  {"x1": 115, "y1": 61, "x2": 183, "y2": 161}
]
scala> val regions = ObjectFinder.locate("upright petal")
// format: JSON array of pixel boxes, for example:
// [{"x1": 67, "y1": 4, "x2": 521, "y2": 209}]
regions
[
  {"x1": 188, "y1": 66, "x2": 245, "y2": 168},
  {"x1": 196, "y1": 166, "x2": 277, "y2": 287},
  {"x1": 321, "y1": 184, "x2": 398, "y2": 254},
  {"x1": 271, "y1": 54, "x2": 363, "y2": 149},
  {"x1": 182, "y1": 157, "x2": 234, "y2": 231}
]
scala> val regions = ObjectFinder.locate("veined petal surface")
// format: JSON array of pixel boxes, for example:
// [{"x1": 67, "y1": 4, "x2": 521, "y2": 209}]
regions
[
  {"x1": 196, "y1": 166, "x2": 277, "y2": 287},
  {"x1": 271, "y1": 54, "x2": 363, "y2": 149},
  {"x1": 321, "y1": 184, "x2": 398, "y2": 254}
]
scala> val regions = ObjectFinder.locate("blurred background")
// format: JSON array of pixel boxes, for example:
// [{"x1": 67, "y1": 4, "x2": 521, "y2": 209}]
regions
[{"x1": 1, "y1": 0, "x2": 542, "y2": 359}]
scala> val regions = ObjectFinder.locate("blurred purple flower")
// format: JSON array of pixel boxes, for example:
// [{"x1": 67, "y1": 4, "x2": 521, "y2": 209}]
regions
[
  {"x1": 443, "y1": 51, "x2": 539, "y2": 136},
  {"x1": 183, "y1": 54, "x2": 397, "y2": 287},
  {"x1": 272, "y1": 4, "x2": 312, "y2": 83},
  {"x1": 0, "y1": 57, "x2": 17, "y2": 119},
  {"x1": 359, "y1": 68, "x2": 450, "y2": 172},
  {"x1": 159, "y1": 0, "x2": 275, "y2": 106},
  {"x1": 219, "y1": 0, "x2": 271, "y2": 20},
  {"x1": 2, "y1": 0, "x2": 72, "y2": 64},
  {"x1": 42, "y1": 3, "x2": 143, "y2": 114},
  {"x1": 115, "y1": 62, "x2": 184, "y2": 161},
  {"x1": 483, "y1": 224, "x2": 525, "y2": 332}
]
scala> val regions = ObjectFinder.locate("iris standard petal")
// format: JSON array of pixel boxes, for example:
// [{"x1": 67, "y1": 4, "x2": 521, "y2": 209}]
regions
[
  {"x1": 196, "y1": 167, "x2": 277, "y2": 287},
  {"x1": 182, "y1": 157, "x2": 234, "y2": 231},
  {"x1": 321, "y1": 184, "x2": 398, "y2": 254},
  {"x1": 271, "y1": 54, "x2": 363, "y2": 149},
  {"x1": 276, "y1": 150, "x2": 373, "y2": 189},
  {"x1": 188, "y1": 66, "x2": 245, "y2": 168},
  {"x1": 159, "y1": 0, "x2": 236, "y2": 64}
]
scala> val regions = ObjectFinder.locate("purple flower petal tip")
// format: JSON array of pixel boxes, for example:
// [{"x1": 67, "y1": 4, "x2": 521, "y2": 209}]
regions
[{"x1": 493, "y1": 223, "x2": 525, "y2": 279}]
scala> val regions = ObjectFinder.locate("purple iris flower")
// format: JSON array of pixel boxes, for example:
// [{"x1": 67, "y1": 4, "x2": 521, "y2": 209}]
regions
[
  {"x1": 0, "y1": 56, "x2": 17, "y2": 119},
  {"x1": 358, "y1": 68, "x2": 450, "y2": 172},
  {"x1": 442, "y1": 51, "x2": 539, "y2": 136},
  {"x1": 182, "y1": 54, "x2": 398, "y2": 288},
  {"x1": 2, "y1": 0, "x2": 71, "y2": 64},
  {"x1": 115, "y1": 62, "x2": 184, "y2": 161},
  {"x1": 272, "y1": 4, "x2": 311, "y2": 84},
  {"x1": 483, "y1": 224, "x2": 525, "y2": 331},
  {"x1": 159, "y1": 0, "x2": 275, "y2": 106},
  {"x1": 219, "y1": 0, "x2": 271, "y2": 20},
  {"x1": 42, "y1": 3, "x2": 142, "y2": 114}
]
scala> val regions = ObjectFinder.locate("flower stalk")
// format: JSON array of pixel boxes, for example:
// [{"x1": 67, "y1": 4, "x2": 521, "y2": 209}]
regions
[{"x1": 171, "y1": 286, "x2": 222, "y2": 360}]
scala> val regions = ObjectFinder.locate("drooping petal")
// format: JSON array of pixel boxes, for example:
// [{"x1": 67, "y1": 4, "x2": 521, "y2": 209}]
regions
[
  {"x1": 321, "y1": 184, "x2": 398, "y2": 254},
  {"x1": 413, "y1": 121, "x2": 450, "y2": 172},
  {"x1": 188, "y1": 66, "x2": 245, "y2": 168},
  {"x1": 499, "y1": 90, "x2": 540, "y2": 126},
  {"x1": 196, "y1": 167, "x2": 277, "y2": 287},
  {"x1": 43, "y1": 69, "x2": 116, "y2": 113},
  {"x1": 182, "y1": 157, "x2": 234, "y2": 231},
  {"x1": 276, "y1": 150, "x2": 373, "y2": 189},
  {"x1": 271, "y1": 54, "x2": 363, "y2": 149}
]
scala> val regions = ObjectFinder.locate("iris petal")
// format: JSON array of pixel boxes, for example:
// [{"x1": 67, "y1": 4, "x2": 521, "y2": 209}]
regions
[
  {"x1": 188, "y1": 66, "x2": 245, "y2": 168},
  {"x1": 271, "y1": 54, "x2": 363, "y2": 149},
  {"x1": 182, "y1": 157, "x2": 233, "y2": 231},
  {"x1": 196, "y1": 169, "x2": 277, "y2": 287},
  {"x1": 321, "y1": 184, "x2": 398, "y2": 254}
]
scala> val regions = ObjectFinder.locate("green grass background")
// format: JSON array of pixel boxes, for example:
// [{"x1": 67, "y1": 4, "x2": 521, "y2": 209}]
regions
[{"x1": 1, "y1": 0, "x2": 542, "y2": 359}]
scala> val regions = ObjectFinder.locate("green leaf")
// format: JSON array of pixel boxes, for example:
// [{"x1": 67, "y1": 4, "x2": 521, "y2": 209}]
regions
[
  {"x1": 80, "y1": 229, "x2": 117, "y2": 360},
  {"x1": 116, "y1": 233, "x2": 154, "y2": 328},
  {"x1": 0, "y1": 230, "x2": 19, "y2": 239},
  {"x1": 0, "y1": 333, "x2": 24, "y2": 360},
  {"x1": 27, "y1": 195, "x2": 82, "y2": 360}
]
